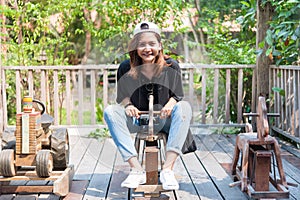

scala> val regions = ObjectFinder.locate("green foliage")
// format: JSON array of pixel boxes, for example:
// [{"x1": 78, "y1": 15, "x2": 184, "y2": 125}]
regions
[
  {"x1": 272, "y1": 87, "x2": 285, "y2": 96},
  {"x1": 88, "y1": 128, "x2": 110, "y2": 141},
  {"x1": 263, "y1": 0, "x2": 300, "y2": 65},
  {"x1": 192, "y1": 0, "x2": 242, "y2": 34},
  {"x1": 96, "y1": 98, "x2": 104, "y2": 123},
  {"x1": 236, "y1": 0, "x2": 257, "y2": 40},
  {"x1": 238, "y1": 0, "x2": 300, "y2": 65},
  {"x1": 205, "y1": 32, "x2": 255, "y2": 118},
  {"x1": 5, "y1": 71, "x2": 17, "y2": 125},
  {"x1": 3, "y1": 0, "x2": 298, "y2": 126},
  {"x1": 2, "y1": 0, "x2": 189, "y2": 66},
  {"x1": 205, "y1": 33, "x2": 256, "y2": 64},
  {"x1": 1, "y1": 0, "x2": 189, "y2": 124}
]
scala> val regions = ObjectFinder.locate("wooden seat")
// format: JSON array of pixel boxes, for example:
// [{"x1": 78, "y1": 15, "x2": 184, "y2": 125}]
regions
[
  {"x1": 231, "y1": 96, "x2": 289, "y2": 199},
  {"x1": 134, "y1": 131, "x2": 167, "y2": 169}
]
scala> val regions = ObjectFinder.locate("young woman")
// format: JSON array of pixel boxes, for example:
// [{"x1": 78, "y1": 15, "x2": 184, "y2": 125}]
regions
[{"x1": 104, "y1": 22, "x2": 192, "y2": 190}]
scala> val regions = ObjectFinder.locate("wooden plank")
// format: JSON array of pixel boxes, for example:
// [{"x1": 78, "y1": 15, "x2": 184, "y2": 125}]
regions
[
  {"x1": 63, "y1": 180, "x2": 88, "y2": 200},
  {"x1": 90, "y1": 70, "x2": 96, "y2": 125},
  {"x1": 225, "y1": 69, "x2": 231, "y2": 123},
  {"x1": 83, "y1": 138, "x2": 117, "y2": 199},
  {"x1": 0, "y1": 69, "x2": 3, "y2": 132},
  {"x1": 297, "y1": 70, "x2": 300, "y2": 137},
  {"x1": 53, "y1": 166, "x2": 74, "y2": 196},
  {"x1": 66, "y1": 70, "x2": 71, "y2": 125},
  {"x1": 179, "y1": 152, "x2": 222, "y2": 199},
  {"x1": 53, "y1": 70, "x2": 59, "y2": 126},
  {"x1": 78, "y1": 70, "x2": 83, "y2": 125},
  {"x1": 106, "y1": 151, "x2": 129, "y2": 199},
  {"x1": 213, "y1": 68, "x2": 219, "y2": 124},
  {"x1": 73, "y1": 137, "x2": 103, "y2": 181},
  {"x1": 201, "y1": 68, "x2": 207, "y2": 124},
  {"x1": 28, "y1": 70, "x2": 34, "y2": 97},
  {"x1": 40, "y1": 70, "x2": 47, "y2": 105},
  {"x1": 188, "y1": 68, "x2": 194, "y2": 118},
  {"x1": 216, "y1": 134, "x2": 236, "y2": 157},
  {"x1": 280, "y1": 160, "x2": 300, "y2": 200},
  {"x1": 103, "y1": 68, "x2": 108, "y2": 109},
  {"x1": 203, "y1": 134, "x2": 233, "y2": 164},
  {"x1": 194, "y1": 134, "x2": 248, "y2": 200},
  {"x1": 2, "y1": 64, "x2": 257, "y2": 71},
  {"x1": 68, "y1": 128, "x2": 81, "y2": 150},
  {"x1": 15, "y1": 194, "x2": 38, "y2": 200},
  {"x1": 15, "y1": 70, "x2": 21, "y2": 114},
  {"x1": 0, "y1": 194, "x2": 15, "y2": 200},
  {"x1": 0, "y1": 185, "x2": 53, "y2": 194},
  {"x1": 68, "y1": 128, "x2": 93, "y2": 173},
  {"x1": 237, "y1": 68, "x2": 243, "y2": 123}
]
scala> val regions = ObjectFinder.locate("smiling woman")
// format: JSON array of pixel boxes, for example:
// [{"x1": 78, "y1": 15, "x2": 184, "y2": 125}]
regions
[{"x1": 103, "y1": 21, "x2": 194, "y2": 191}]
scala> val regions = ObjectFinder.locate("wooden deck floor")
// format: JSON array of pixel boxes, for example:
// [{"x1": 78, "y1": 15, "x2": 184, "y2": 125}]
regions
[{"x1": 1, "y1": 127, "x2": 300, "y2": 200}]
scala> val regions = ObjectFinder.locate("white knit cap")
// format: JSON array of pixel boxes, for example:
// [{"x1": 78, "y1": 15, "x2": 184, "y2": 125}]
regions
[{"x1": 133, "y1": 21, "x2": 161, "y2": 36}]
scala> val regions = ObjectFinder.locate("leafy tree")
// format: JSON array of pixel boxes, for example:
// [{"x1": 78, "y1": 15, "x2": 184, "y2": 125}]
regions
[
  {"x1": 238, "y1": 0, "x2": 300, "y2": 65},
  {"x1": 263, "y1": 0, "x2": 300, "y2": 65},
  {"x1": 1, "y1": 0, "x2": 189, "y2": 123}
]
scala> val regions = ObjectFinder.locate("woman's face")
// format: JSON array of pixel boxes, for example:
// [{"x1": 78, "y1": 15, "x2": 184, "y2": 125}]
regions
[{"x1": 136, "y1": 32, "x2": 161, "y2": 64}]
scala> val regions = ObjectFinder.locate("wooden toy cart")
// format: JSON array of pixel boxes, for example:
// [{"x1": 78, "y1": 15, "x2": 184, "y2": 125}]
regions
[
  {"x1": 130, "y1": 94, "x2": 170, "y2": 199},
  {"x1": 0, "y1": 99, "x2": 73, "y2": 196},
  {"x1": 230, "y1": 96, "x2": 295, "y2": 199}
]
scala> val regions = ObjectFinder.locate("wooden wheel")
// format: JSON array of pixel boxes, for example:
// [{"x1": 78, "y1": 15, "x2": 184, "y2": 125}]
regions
[
  {"x1": 36, "y1": 150, "x2": 53, "y2": 177},
  {"x1": 51, "y1": 128, "x2": 69, "y2": 170},
  {"x1": 0, "y1": 149, "x2": 16, "y2": 177}
]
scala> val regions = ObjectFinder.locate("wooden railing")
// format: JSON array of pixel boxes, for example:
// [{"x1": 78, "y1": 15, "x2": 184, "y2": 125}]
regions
[
  {"x1": 2, "y1": 63, "x2": 300, "y2": 144},
  {"x1": 270, "y1": 65, "x2": 300, "y2": 144},
  {"x1": 1, "y1": 64, "x2": 256, "y2": 129}
]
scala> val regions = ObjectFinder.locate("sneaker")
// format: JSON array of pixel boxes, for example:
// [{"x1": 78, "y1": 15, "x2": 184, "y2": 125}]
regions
[
  {"x1": 121, "y1": 169, "x2": 146, "y2": 188},
  {"x1": 160, "y1": 169, "x2": 179, "y2": 190}
]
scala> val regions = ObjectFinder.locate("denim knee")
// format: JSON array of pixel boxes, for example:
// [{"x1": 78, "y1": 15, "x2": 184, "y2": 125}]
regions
[
  {"x1": 173, "y1": 101, "x2": 192, "y2": 120},
  {"x1": 104, "y1": 104, "x2": 123, "y2": 121}
]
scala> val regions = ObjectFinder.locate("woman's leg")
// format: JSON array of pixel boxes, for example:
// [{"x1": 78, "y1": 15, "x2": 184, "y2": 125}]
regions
[
  {"x1": 104, "y1": 104, "x2": 146, "y2": 188},
  {"x1": 160, "y1": 101, "x2": 192, "y2": 190},
  {"x1": 163, "y1": 101, "x2": 192, "y2": 169},
  {"x1": 104, "y1": 104, "x2": 139, "y2": 162}
]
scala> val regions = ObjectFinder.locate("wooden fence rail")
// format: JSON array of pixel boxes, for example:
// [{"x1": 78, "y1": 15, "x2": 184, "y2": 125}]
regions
[
  {"x1": 1, "y1": 64, "x2": 299, "y2": 144},
  {"x1": 270, "y1": 65, "x2": 300, "y2": 144}
]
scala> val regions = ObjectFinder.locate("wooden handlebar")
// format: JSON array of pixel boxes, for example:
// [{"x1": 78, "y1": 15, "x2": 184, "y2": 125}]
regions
[{"x1": 139, "y1": 111, "x2": 161, "y2": 115}]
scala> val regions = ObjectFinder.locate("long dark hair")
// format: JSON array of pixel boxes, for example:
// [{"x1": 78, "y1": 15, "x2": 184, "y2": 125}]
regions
[{"x1": 128, "y1": 32, "x2": 170, "y2": 79}]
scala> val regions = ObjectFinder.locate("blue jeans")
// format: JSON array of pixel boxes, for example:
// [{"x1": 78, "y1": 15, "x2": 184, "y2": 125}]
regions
[{"x1": 104, "y1": 101, "x2": 192, "y2": 161}]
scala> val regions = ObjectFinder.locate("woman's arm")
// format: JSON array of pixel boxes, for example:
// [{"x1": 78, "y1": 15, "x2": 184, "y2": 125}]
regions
[
  {"x1": 121, "y1": 97, "x2": 140, "y2": 119},
  {"x1": 161, "y1": 97, "x2": 177, "y2": 118}
]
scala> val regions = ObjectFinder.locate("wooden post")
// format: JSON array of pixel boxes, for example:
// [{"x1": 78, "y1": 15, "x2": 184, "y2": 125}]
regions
[
  {"x1": 256, "y1": 0, "x2": 273, "y2": 99},
  {"x1": 0, "y1": 0, "x2": 3, "y2": 133},
  {"x1": 255, "y1": 150, "x2": 271, "y2": 191},
  {"x1": 0, "y1": 59, "x2": 3, "y2": 134}
]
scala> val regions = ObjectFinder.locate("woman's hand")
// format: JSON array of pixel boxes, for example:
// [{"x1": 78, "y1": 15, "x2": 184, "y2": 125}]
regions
[
  {"x1": 160, "y1": 97, "x2": 177, "y2": 119},
  {"x1": 125, "y1": 105, "x2": 140, "y2": 118}
]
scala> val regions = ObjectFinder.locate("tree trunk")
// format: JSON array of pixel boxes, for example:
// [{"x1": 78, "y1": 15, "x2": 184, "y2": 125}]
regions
[
  {"x1": 82, "y1": 7, "x2": 92, "y2": 64},
  {"x1": 192, "y1": 0, "x2": 207, "y2": 62},
  {"x1": 252, "y1": 0, "x2": 273, "y2": 130},
  {"x1": 255, "y1": 0, "x2": 273, "y2": 102}
]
